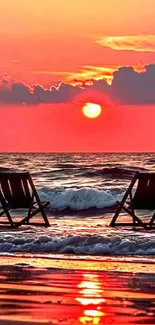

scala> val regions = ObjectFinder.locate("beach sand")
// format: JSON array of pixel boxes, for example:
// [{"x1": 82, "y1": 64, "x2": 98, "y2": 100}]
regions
[{"x1": 0, "y1": 255, "x2": 155, "y2": 325}]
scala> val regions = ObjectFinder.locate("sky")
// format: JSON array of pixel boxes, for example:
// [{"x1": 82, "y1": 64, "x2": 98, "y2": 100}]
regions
[{"x1": 0, "y1": 0, "x2": 155, "y2": 152}]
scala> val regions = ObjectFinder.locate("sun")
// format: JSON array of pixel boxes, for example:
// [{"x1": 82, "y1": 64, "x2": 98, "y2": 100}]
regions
[{"x1": 82, "y1": 103, "x2": 102, "y2": 119}]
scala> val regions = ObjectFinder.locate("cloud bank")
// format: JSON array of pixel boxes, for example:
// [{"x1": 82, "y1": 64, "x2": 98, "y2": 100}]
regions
[
  {"x1": 0, "y1": 64, "x2": 155, "y2": 105},
  {"x1": 96, "y1": 35, "x2": 155, "y2": 52}
]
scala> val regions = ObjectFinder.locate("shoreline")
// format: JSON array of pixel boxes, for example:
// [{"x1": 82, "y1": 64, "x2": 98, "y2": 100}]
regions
[
  {"x1": 0, "y1": 254, "x2": 155, "y2": 272},
  {"x1": 0, "y1": 256, "x2": 155, "y2": 324},
  {"x1": 48, "y1": 205, "x2": 117, "y2": 217}
]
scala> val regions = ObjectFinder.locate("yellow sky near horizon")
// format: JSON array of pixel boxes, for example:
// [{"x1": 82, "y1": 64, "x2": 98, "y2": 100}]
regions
[
  {"x1": 1, "y1": 0, "x2": 155, "y2": 36},
  {"x1": 0, "y1": 0, "x2": 155, "y2": 85}
]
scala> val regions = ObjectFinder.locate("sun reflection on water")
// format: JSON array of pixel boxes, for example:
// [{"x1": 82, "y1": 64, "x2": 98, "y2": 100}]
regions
[{"x1": 76, "y1": 273, "x2": 105, "y2": 324}]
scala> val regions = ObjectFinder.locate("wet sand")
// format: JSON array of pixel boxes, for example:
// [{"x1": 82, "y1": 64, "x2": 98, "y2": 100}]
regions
[{"x1": 0, "y1": 255, "x2": 155, "y2": 324}]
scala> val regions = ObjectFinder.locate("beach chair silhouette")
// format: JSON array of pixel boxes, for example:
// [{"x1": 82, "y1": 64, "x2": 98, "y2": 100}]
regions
[
  {"x1": 0, "y1": 172, "x2": 50, "y2": 227},
  {"x1": 109, "y1": 172, "x2": 155, "y2": 229}
]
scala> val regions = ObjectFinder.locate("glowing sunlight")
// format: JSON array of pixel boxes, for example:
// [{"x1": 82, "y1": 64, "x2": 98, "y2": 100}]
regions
[
  {"x1": 82, "y1": 103, "x2": 102, "y2": 119},
  {"x1": 76, "y1": 273, "x2": 105, "y2": 324}
]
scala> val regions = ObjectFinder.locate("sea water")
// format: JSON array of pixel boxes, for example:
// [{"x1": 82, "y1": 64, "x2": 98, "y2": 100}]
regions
[
  {"x1": 0, "y1": 152, "x2": 155, "y2": 256},
  {"x1": 1, "y1": 153, "x2": 155, "y2": 324}
]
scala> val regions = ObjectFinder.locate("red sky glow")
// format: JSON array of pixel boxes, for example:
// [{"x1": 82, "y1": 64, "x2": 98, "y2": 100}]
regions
[{"x1": 0, "y1": 0, "x2": 155, "y2": 152}]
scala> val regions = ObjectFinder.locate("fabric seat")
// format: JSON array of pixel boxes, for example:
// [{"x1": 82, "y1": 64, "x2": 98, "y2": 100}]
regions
[
  {"x1": 0, "y1": 172, "x2": 50, "y2": 227},
  {"x1": 109, "y1": 172, "x2": 155, "y2": 229}
]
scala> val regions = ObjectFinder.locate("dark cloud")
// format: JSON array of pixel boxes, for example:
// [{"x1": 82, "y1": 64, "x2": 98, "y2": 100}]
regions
[
  {"x1": 0, "y1": 81, "x2": 36, "y2": 104},
  {"x1": 0, "y1": 64, "x2": 155, "y2": 105},
  {"x1": 111, "y1": 64, "x2": 155, "y2": 104}
]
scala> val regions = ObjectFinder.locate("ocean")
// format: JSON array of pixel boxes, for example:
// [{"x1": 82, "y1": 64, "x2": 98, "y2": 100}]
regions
[{"x1": 0, "y1": 152, "x2": 155, "y2": 324}]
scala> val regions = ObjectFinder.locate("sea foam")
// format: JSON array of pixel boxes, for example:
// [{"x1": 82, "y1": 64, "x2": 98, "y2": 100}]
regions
[
  {"x1": 39, "y1": 187, "x2": 123, "y2": 211},
  {"x1": 0, "y1": 230, "x2": 155, "y2": 255}
]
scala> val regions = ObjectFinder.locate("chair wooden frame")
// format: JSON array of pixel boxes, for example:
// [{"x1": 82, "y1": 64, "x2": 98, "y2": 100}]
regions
[
  {"x1": 109, "y1": 172, "x2": 155, "y2": 230},
  {"x1": 0, "y1": 172, "x2": 50, "y2": 228}
]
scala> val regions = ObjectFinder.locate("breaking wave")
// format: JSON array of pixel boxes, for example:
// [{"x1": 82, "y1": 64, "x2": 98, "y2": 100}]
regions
[
  {"x1": 0, "y1": 230, "x2": 155, "y2": 255},
  {"x1": 39, "y1": 187, "x2": 123, "y2": 211}
]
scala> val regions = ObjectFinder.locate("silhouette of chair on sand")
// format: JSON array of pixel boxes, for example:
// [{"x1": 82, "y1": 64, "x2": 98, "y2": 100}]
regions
[
  {"x1": 109, "y1": 172, "x2": 155, "y2": 229},
  {"x1": 0, "y1": 172, "x2": 50, "y2": 227}
]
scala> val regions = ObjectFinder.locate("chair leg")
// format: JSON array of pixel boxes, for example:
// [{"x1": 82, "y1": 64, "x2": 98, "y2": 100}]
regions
[
  {"x1": 110, "y1": 202, "x2": 124, "y2": 226},
  {"x1": 16, "y1": 202, "x2": 50, "y2": 227},
  {"x1": 110, "y1": 209, "x2": 120, "y2": 226},
  {"x1": 25, "y1": 199, "x2": 34, "y2": 224},
  {"x1": 0, "y1": 208, "x2": 15, "y2": 227},
  {"x1": 109, "y1": 175, "x2": 138, "y2": 227},
  {"x1": 149, "y1": 212, "x2": 155, "y2": 227},
  {"x1": 129, "y1": 192, "x2": 137, "y2": 226},
  {"x1": 32, "y1": 200, "x2": 50, "y2": 226},
  {"x1": 40, "y1": 207, "x2": 50, "y2": 227},
  {"x1": 26, "y1": 206, "x2": 50, "y2": 227},
  {"x1": 122, "y1": 206, "x2": 147, "y2": 229},
  {"x1": 110, "y1": 201, "x2": 147, "y2": 229},
  {"x1": 29, "y1": 202, "x2": 50, "y2": 226}
]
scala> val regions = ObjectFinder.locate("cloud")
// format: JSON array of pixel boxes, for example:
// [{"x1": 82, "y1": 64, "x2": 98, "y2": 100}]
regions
[
  {"x1": 64, "y1": 65, "x2": 121, "y2": 85},
  {"x1": 0, "y1": 73, "x2": 110, "y2": 105},
  {"x1": 111, "y1": 64, "x2": 155, "y2": 104},
  {"x1": 96, "y1": 35, "x2": 155, "y2": 52},
  {"x1": 38, "y1": 65, "x2": 121, "y2": 85},
  {"x1": 34, "y1": 64, "x2": 145, "y2": 86},
  {"x1": 1, "y1": 64, "x2": 155, "y2": 105},
  {"x1": 0, "y1": 76, "x2": 36, "y2": 104},
  {"x1": 0, "y1": 75, "x2": 83, "y2": 105},
  {"x1": 34, "y1": 66, "x2": 115, "y2": 85}
]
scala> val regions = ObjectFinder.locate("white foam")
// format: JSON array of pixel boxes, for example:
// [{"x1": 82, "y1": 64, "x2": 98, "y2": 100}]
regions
[
  {"x1": 39, "y1": 187, "x2": 123, "y2": 211},
  {"x1": 0, "y1": 231, "x2": 155, "y2": 255}
]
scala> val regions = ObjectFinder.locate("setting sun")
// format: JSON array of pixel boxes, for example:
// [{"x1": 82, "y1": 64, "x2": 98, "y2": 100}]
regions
[{"x1": 82, "y1": 103, "x2": 102, "y2": 119}]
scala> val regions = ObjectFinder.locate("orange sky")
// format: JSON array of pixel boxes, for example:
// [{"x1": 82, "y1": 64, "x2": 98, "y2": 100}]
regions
[
  {"x1": 0, "y1": 0, "x2": 155, "y2": 85},
  {"x1": 0, "y1": 0, "x2": 155, "y2": 151}
]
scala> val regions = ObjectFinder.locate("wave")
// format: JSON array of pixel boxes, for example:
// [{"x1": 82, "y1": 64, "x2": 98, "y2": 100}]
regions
[
  {"x1": 56, "y1": 163, "x2": 77, "y2": 169},
  {"x1": 146, "y1": 158, "x2": 155, "y2": 165},
  {"x1": 39, "y1": 187, "x2": 123, "y2": 211},
  {"x1": 81, "y1": 166, "x2": 148, "y2": 178},
  {"x1": 0, "y1": 167, "x2": 15, "y2": 172},
  {"x1": 0, "y1": 231, "x2": 155, "y2": 255},
  {"x1": 37, "y1": 166, "x2": 148, "y2": 179},
  {"x1": 33, "y1": 165, "x2": 149, "y2": 179}
]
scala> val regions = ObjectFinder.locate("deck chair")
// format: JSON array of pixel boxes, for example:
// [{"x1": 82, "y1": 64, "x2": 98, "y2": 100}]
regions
[
  {"x1": 109, "y1": 172, "x2": 155, "y2": 229},
  {"x1": 0, "y1": 172, "x2": 50, "y2": 227}
]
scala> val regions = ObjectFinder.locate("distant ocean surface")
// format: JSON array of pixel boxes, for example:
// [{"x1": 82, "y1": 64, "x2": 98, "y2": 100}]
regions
[{"x1": 0, "y1": 152, "x2": 155, "y2": 257}]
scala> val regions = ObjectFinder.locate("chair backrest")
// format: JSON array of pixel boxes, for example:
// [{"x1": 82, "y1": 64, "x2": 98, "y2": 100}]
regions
[
  {"x1": 133, "y1": 173, "x2": 155, "y2": 209},
  {"x1": 0, "y1": 172, "x2": 31, "y2": 208}
]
